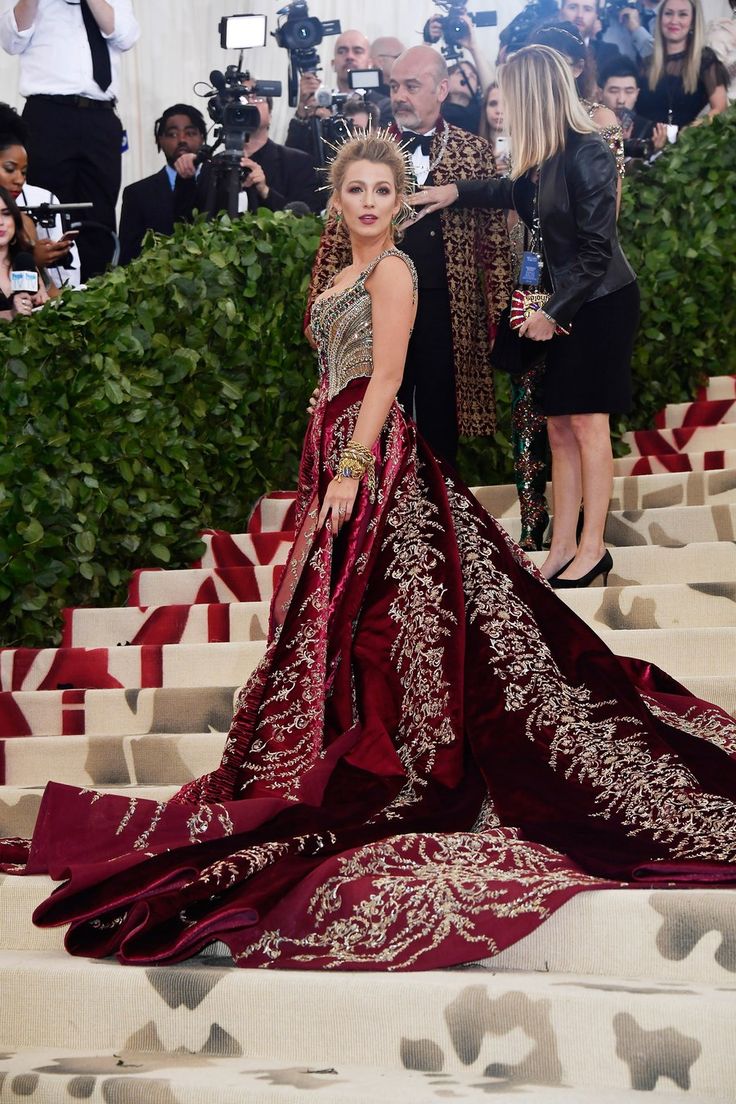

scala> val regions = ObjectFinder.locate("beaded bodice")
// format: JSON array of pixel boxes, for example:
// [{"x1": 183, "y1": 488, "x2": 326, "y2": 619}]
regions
[{"x1": 310, "y1": 248, "x2": 417, "y2": 401}]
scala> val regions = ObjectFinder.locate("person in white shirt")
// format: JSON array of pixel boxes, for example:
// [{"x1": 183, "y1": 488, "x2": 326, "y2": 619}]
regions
[{"x1": 0, "y1": 0, "x2": 139, "y2": 280}]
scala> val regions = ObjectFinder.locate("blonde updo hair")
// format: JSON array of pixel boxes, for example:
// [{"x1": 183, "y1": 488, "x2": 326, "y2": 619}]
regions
[{"x1": 329, "y1": 133, "x2": 410, "y2": 202}]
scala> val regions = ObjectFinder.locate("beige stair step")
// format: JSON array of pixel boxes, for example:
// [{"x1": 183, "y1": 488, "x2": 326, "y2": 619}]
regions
[
  {"x1": 621, "y1": 424, "x2": 736, "y2": 455},
  {"x1": 64, "y1": 601, "x2": 270, "y2": 649},
  {"x1": 500, "y1": 504, "x2": 736, "y2": 548},
  {"x1": 596, "y1": 627, "x2": 736, "y2": 678},
  {"x1": 0, "y1": 1051, "x2": 716, "y2": 1104},
  {"x1": 612, "y1": 450, "x2": 736, "y2": 476},
  {"x1": 0, "y1": 949, "x2": 733, "y2": 1097},
  {"x1": 3, "y1": 875, "x2": 736, "y2": 988},
  {"x1": 0, "y1": 641, "x2": 266, "y2": 694},
  {"x1": 0, "y1": 784, "x2": 178, "y2": 839},
  {"x1": 526, "y1": 542, "x2": 736, "y2": 587},
  {"x1": 1, "y1": 731, "x2": 225, "y2": 787},
  {"x1": 473, "y1": 469, "x2": 736, "y2": 520},
  {"x1": 0, "y1": 685, "x2": 239, "y2": 740},
  {"x1": 557, "y1": 581, "x2": 735, "y2": 631}
]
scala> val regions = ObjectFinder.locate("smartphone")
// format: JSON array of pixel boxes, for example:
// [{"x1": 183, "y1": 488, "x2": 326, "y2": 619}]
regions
[{"x1": 495, "y1": 135, "x2": 511, "y2": 158}]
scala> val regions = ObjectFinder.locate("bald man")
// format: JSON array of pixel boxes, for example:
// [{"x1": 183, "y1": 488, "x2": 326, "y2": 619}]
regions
[
  {"x1": 370, "y1": 35, "x2": 406, "y2": 95},
  {"x1": 308, "y1": 45, "x2": 513, "y2": 464},
  {"x1": 287, "y1": 28, "x2": 391, "y2": 163}
]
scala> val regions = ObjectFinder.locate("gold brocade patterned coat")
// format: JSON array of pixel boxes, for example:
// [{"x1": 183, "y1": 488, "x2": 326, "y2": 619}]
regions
[{"x1": 308, "y1": 122, "x2": 513, "y2": 438}]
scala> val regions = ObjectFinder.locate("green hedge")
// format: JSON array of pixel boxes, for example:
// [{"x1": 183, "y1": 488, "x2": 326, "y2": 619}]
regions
[
  {"x1": 1, "y1": 110, "x2": 734, "y2": 647},
  {"x1": 0, "y1": 210, "x2": 322, "y2": 647}
]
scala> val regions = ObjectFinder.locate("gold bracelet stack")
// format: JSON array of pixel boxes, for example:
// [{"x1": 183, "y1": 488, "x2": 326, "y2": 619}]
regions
[{"x1": 335, "y1": 440, "x2": 376, "y2": 498}]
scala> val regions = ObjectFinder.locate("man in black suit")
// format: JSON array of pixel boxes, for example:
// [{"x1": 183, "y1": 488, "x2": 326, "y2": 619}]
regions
[
  {"x1": 233, "y1": 86, "x2": 321, "y2": 215},
  {"x1": 119, "y1": 103, "x2": 206, "y2": 265},
  {"x1": 559, "y1": 0, "x2": 622, "y2": 86}
]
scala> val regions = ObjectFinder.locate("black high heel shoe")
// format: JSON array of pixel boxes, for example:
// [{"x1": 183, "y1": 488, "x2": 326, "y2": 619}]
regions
[
  {"x1": 550, "y1": 550, "x2": 613, "y2": 590},
  {"x1": 547, "y1": 557, "x2": 575, "y2": 581}
]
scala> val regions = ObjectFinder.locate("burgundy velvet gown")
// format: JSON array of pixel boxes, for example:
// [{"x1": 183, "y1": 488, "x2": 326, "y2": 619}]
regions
[{"x1": 4, "y1": 248, "x2": 736, "y2": 970}]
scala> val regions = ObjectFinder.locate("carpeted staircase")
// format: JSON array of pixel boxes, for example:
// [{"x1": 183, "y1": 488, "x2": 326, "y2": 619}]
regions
[{"x1": 0, "y1": 376, "x2": 734, "y2": 1102}]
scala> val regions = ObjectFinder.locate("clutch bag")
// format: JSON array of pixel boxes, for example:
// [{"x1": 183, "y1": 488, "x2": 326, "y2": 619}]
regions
[{"x1": 509, "y1": 288, "x2": 569, "y2": 336}]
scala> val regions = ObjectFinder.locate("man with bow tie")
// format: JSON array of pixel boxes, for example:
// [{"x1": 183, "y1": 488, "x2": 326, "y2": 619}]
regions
[
  {"x1": 308, "y1": 45, "x2": 512, "y2": 465},
  {"x1": 1, "y1": 0, "x2": 140, "y2": 280}
]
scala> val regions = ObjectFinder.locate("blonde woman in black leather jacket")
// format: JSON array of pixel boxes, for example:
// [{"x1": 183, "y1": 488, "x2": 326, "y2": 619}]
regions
[{"x1": 411, "y1": 45, "x2": 639, "y2": 590}]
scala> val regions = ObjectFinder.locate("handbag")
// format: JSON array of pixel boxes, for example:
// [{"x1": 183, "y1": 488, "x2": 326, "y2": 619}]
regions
[{"x1": 491, "y1": 177, "x2": 568, "y2": 376}]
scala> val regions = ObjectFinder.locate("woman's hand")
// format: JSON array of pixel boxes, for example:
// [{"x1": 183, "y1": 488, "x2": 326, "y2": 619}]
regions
[
  {"x1": 33, "y1": 236, "x2": 74, "y2": 269},
  {"x1": 11, "y1": 292, "x2": 33, "y2": 317},
  {"x1": 317, "y1": 476, "x2": 359, "y2": 536},
  {"x1": 306, "y1": 385, "x2": 320, "y2": 416},
  {"x1": 518, "y1": 310, "x2": 555, "y2": 341},
  {"x1": 407, "y1": 183, "x2": 459, "y2": 218}
]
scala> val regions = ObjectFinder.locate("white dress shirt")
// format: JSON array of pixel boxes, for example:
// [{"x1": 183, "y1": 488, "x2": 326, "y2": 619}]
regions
[
  {"x1": 19, "y1": 182, "x2": 82, "y2": 288},
  {"x1": 0, "y1": 0, "x2": 139, "y2": 101},
  {"x1": 410, "y1": 129, "x2": 436, "y2": 186}
]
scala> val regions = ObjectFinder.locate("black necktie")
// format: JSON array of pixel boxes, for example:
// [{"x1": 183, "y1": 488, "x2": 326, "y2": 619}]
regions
[
  {"x1": 80, "y1": 0, "x2": 112, "y2": 93},
  {"x1": 402, "y1": 132, "x2": 433, "y2": 156},
  {"x1": 173, "y1": 174, "x2": 196, "y2": 222}
]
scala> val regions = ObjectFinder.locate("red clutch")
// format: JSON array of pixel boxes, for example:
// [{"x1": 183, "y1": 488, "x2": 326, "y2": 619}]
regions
[{"x1": 509, "y1": 288, "x2": 569, "y2": 335}]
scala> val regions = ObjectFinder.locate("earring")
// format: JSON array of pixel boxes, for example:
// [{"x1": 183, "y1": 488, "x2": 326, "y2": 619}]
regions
[{"x1": 335, "y1": 211, "x2": 343, "y2": 223}]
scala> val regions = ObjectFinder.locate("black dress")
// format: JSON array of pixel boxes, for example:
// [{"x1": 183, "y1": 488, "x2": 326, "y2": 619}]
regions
[{"x1": 637, "y1": 47, "x2": 729, "y2": 127}]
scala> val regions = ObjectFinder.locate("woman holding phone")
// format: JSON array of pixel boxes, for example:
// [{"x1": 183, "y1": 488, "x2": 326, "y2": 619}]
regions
[{"x1": 0, "y1": 102, "x2": 80, "y2": 289}]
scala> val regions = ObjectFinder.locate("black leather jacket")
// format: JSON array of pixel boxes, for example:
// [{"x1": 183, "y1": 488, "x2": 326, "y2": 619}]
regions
[{"x1": 455, "y1": 130, "x2": 636, "y2": 329}]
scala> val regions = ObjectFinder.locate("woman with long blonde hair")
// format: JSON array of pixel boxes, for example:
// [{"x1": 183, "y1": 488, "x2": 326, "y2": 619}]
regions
[
  {"x1": 638, "y1": 0, "x2": 728, "y2": 126},
  {"x1": 411, "y1": 45, "x2": 639, "y2": 589}
]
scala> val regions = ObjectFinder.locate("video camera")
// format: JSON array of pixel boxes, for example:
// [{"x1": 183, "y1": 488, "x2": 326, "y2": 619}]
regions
[
  {"x1": 198, "y1": 24, "x2": 282, "y2": 219},
  {"x1": 272, "y1": 1, "x2": 341, "y2": 106},
  {"x1": 427, "y1": 1, "x2": 498, "y2": 61},
  {"x1": 207, "y1": 64, "x2": 281, "y2": 154},
  {"x1": 498, "y1": 0, "x2": 559, "y2": 54}
]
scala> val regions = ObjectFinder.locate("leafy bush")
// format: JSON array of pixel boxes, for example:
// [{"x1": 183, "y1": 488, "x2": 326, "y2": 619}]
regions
[
  {"x1": 0, "y1": 210, "x2": 322, "y2": 647},
  {"x1": 617, "y1": 106, "x2": 736, "y2": 422}
]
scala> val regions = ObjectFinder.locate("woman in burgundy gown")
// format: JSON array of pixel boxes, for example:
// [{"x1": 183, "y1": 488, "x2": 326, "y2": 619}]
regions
[{"x1": 2, "y1": 133, "x2": 735, "y2": 972}]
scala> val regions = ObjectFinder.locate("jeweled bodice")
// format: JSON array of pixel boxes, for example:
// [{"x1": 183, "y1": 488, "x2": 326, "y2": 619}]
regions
[{"x1": 310, "y1": 248, "x2": 417, "y2": 401}]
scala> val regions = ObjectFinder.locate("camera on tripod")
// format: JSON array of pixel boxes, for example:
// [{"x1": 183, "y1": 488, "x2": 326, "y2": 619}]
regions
[
  {"x1": 427, "y1": 2, "x2": 498, "y2": 61},
  {"x1": 198, "y1": 21, "x2": 282, "y2": 220},
  {"x1": 272, "y1": 1, "x2": 341, "y2": 106},
  {"x1": 207, "y1": 65, "x2": 281, "y2": 154}
]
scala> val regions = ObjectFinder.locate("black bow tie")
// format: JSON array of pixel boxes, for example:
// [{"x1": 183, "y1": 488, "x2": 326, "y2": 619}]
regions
[{"x1": 403, "y1": 132, "x2": 433, "y2": 156}]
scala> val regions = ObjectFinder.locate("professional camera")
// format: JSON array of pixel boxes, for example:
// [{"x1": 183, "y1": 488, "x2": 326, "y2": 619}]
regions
[
  {"x1": 599, "y1": 0, "x2": 640, "y2": 32},
  {"x1": 199, "y1": 55, "x2": 282, "y2": 219},
  {"x1": 498, "y1": 0, "x2": 559, "y2": 54},
  {"x1": 425, "y1": 1, "x2": 498, "y2": 61},
  {"x1": 272, "y1": 1, "x2": 341, "y2": 105}
]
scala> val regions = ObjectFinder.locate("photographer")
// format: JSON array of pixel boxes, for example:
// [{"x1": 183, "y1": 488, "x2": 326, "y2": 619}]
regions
[
  {"x1": 598, "y1": 58, "x2": 668, "y2": 157},
  {"x1": 287, "y1": 30, "x2": 391, "y2": 165},
  {"x1": 601, "y1": 1, "x2": 654, "y2": 64},
  {"x1": 203, "y1": 85, "x2": 320, "y2": 215},
  {"x1": 425, "y1": 6, "x2": 494, "y2": 92}
]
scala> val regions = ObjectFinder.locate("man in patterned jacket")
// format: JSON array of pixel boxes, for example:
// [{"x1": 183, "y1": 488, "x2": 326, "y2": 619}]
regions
[{"x1": 308, "y1": 45, "x2": 512, "y2": 466}]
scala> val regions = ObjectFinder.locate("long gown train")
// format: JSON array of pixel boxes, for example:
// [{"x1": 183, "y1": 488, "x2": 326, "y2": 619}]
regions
[{"x1": 3, "y1": 249, "x2": 736, "y2": 971}]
